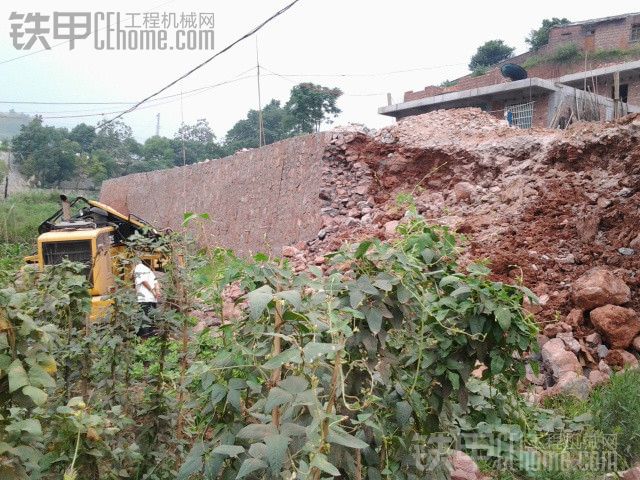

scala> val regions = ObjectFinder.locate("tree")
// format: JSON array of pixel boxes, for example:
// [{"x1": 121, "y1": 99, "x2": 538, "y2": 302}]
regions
[
  {"x1": 284, "y1": 83, "x2": 342, "y2": 134},
  {"x1": 175, "y1": 118, "x2": 215, "y2": 144},
  {"x1": 526, "y1": 18, "x2": 571, "y2": 51},
  {"x1": 68, "y1": 123, "x2": 97, "y2": 151},
  {"x1": 92, "y1": 119, "x2": 142, "y2": 176},
  {"x1": 142, "y1": 136, "x2": 175, "y2": 167},
  {"x1": 11, "y1": 117, "x2": 79, "y2": 187},
  {"x1": 224, "y1": 100, "x2": 291, "y2": 153},
  {"x1": 173, "y1": 119, "x2": 226, "y2": 166},
  {"x1": 468, "y1": 40, "x2": 515, "y2": 71}
]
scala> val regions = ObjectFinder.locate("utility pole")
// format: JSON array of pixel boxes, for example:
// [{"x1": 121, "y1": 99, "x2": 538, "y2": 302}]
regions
[
  {"x1": 4, "y1": 149, "x2": 10, "y2": 199},
  {"x1": 156, "y1": 113, "x2": 160, "y2": 137},
  {"x1": 256, "y1": 36, "x2": 265, "y2": 147}
]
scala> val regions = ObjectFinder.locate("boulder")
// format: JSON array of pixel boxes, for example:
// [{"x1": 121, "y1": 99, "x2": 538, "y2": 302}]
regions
[
  {"x1": 557, "y1": 332, "x2": 581, "y2": 354},
  {"x1": 590, "y1": 305, "x2": 640, "y2": 349},
  {"x1": 281, "y1": 245, "x2": 300, "y2": 257},
  {"x1": 585, "y1": 332, "x2": 602, "y2": 346},
  {"x1": 554, "y1": 372, "x2": 591, "y2": 400},
  {"x1": 541, "y1": 338, "x2": 583, "y2": 380},
  {"x1": 450, "y1": 450, "x2": 480, "y2": 480},
  {"x1": 384, "y1": 220, "x2": 399, "y2": 237},
  {"x1": 598, "y1": 359, "x2": 613, "y2": 376},
  {"x1": 622, "y1": 466, "x2": 640, "y2": 480},
  {"x1": 588, "y1": 369, "x2": 609, "y2": 387},
  {"x1": 565, "y1": 308, "x2": 584, "y2": 327},
  {"x1": 633, "y1": 336, "x2": 640, "y2": 353},
  {"x1": 572, "y1": 267, "x2": 631, "y2": 309},
  {"x1": 605, "y1": 349, "x2": 639, "y2": 371},
  {"x1": 453, "y1": 182, "x2": 476, "y2": 203}
]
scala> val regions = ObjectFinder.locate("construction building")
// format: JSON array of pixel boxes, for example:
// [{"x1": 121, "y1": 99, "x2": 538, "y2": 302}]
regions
[{"x1": 380, "y1": 12, "x2": 640, "y2": 128}]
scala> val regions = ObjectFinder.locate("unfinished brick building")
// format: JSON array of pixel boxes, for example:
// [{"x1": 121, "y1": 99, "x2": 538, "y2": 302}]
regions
[{"x1": 380, "y1": 12, "x2": 640, "y2": 128}]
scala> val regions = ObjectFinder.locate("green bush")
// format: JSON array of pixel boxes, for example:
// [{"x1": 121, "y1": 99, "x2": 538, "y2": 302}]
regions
[
  {"x1": 548, "y1": 43, "x2": 582, "y2": 63},
  {"x1": 590, "y1": 369, "x2": 640, "y2": 466},
  {"x1": 0, "y1": 191, "x2": 61, "y2": 244},
  {"x1": 471, "y1": 65, "x2": 490, "y2": 77}
]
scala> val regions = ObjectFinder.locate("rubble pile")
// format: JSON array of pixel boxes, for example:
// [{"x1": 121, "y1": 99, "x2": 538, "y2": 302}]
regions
[{"x1": 284, "y1": 108, "x2": 640, "y2": 401}]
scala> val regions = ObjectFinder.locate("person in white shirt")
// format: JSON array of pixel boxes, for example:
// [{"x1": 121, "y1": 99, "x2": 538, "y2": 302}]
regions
[{"x1": 134, "y1": 261, "x2": 160, "y2": 337}]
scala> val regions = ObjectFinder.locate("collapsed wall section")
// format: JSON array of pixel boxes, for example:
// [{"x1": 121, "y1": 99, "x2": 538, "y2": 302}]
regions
[{"x1": 100, "y1": 133, "x2": 331, "y2": 255}]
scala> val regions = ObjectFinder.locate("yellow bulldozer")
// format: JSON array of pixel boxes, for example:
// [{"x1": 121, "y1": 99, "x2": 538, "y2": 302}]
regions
[{"x1": 25, "y1": 195, "x2": 167, "y2": 319}]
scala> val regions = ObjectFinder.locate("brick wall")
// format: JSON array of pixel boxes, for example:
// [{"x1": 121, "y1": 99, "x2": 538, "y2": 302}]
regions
[
  {"x1": 100, "y1": 133, "x2": 330, "y2": 255},
  {"x1": 403, "y1": 14, "x2": 640, "y2": 103}
]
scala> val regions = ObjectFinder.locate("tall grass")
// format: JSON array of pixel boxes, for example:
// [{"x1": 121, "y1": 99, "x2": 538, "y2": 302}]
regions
[
  {"x1": 0, "y1": 191, "x2": 61, "y2": 244},
  {"x1": 591, "y1": 368, "x2": 640, "y2": 466}
]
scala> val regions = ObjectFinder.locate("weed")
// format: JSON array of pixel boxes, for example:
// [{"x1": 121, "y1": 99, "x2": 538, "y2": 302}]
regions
[
  {"x1": 0, "y1": 191, "x2": 61, "y2": 244},
  {"x1": 590, "y1": 368, "x2": 640, "y2": 466}
]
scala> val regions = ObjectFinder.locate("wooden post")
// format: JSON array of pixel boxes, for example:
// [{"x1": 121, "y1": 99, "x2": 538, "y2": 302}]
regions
[
  {"x1": 613, "y1": 71, "x2": 620, "y2": 119},
  {"x1": 4, "y1": 150, "x2": 10, "y2": 199},
  {"x1": 270, "y1": 299, "x2": 283, "y2": 427}
]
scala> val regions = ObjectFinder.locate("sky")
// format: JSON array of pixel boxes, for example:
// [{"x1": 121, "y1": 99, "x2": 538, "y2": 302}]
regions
[{"x1": 0, "y1": 1, "x2": 639, "y2": 141}]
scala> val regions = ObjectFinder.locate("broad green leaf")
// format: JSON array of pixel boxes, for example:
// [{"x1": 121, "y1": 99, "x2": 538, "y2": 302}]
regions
[
  {"x1": 227, "y1": 388, "x2": 241, "y2": 410},
  {"x1": 354, "y1": 240, "x2": 372, "y2": 259},
  {"x1": 28, "y1": 365, "x2": 55, "y2": 390},
  {"x1": 450, "y1": 285, "x2": 471, "y2": 298},
  {"x1": 236, "y1": 424, "x2": 278, "y2": 441},
  {"x1": 349, "y1": 287, "x2": 365, "y2": 308},
  {"x1": 439, "y1": 275, "x2": 461, "y2": 287},
  {"x1": 373, "y1": 278, "x2": 393, "y2": 292},
  {"x1": 236, "y1": 457, "x2": 267, "y2": 479},
  {"x1": 395, "y1": 401, "x2": 413, "y2": 426},
  {"x1": 22, "y1": 386, "x2": 47, "y2": 406},
  {"x1": 248, "y1": 442, "x2": 267, "y2": 459},
  {"x1": 311, "y1": 453, "x2": 340, "y2": 476},
  {"x1": 327, "y1": 427, "x2": 369, "y2": 449},
  {"x1": 494, "y1": 307, "x2": 512, "y2": 330},
  {"x1": 303, "y1": 342, "x2": 341, "y2": 362},
  {"x1": 356, "y1": 276, "x2": 379, "y2": 295},
  {"x1": 264, "y1": 387, "x2": 293, "y2": 412},
  {"x1": 263, "y1": 347, "x2": 301, "y2": 370},
  {"x1": 275, "y1": 290, "x2": 302, "y2": 310},
  {"x1": 6, "y1": 419, "x2": 41, "y2": 436},
  {"x1": 447, "y1": 371, "x2": 460, "y2": 390},
  {"x1": 397, "y1": 285, "x2": 411, "y2": 304},
  {"x1": 211, "y1": 445, "x2": 244, "y2": 457},
  {"x1": 278, "y1": 375, "x2": 308, "y2": 394},
  {"x1": 8, "y1": 360, "x2": 29, "y2": 393},
  {"x1": 491, "y1": 355, "x2": 505, "y2": 374},
  {"x1": 265, "y1": 434, "x2": 289, "y2": 474},
  {"x1": 210, "y1": 384, "x2": 228, "y2": 407},
  {"x1": 176, "y1": 441, "x2": 204, "y2": 480},
  {"x1": 364, "y1": 307, "x2": 383, "y2": 334},
  {"x1": 247, "y1": 285, "x2": 273, "y2": 320}
]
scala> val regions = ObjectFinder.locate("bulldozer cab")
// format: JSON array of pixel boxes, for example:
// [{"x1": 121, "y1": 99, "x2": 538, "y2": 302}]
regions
[{"x1": 26, "y1": 195, "x2": 164, "y2": 319}]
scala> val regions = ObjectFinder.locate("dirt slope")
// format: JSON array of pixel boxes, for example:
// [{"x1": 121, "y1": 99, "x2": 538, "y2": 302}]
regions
[{"x1": 297, "y1": 109, "x2": 640, "y2": 327}]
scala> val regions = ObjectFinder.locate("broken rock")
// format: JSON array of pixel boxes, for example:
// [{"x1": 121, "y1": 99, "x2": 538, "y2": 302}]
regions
[
  {"x1": 554, "y1": 372, "x2": 591, "y2": 400},
  {"x1": 590, "y1": 305, "x2": 640, "y2": 349},
  {"x1": 572, "y1": 267, "x2": 631, "y2": 310},
  {"x1": 605, "y1": 349, "x2": 639, "y2": 371},
  {"x1": 450, "y1": 451, "x2": 480, "y2": 480},
  {"x1": 541, "y1": 338, "x2": 583, "y2": 380},
  {"x1": 453, "y1": 181, "x2": 476, "y2": 203},
  {"x1": 588, "y1": 369, "x2": 609, "y2": 387}
]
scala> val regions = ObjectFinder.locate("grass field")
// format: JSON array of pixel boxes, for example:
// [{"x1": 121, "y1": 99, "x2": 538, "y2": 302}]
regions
[{"x1": 0, "y1": 191, "x2": 63, "y2": 244}]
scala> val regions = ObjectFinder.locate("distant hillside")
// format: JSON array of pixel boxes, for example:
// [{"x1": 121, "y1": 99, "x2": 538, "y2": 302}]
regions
[{"x1": 0, "y1": 111, "x2": 33, "y2": 141}]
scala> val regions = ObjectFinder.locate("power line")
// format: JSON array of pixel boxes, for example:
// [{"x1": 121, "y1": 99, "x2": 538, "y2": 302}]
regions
[
  {"x1": 99, "y1": 0, "x2": 302, "y2": 128},
  {"x1": 260, "y1": 66, "x2": 387, "y2": 97},
  {"x1": 10, "y1": 73, "x2": 256, "y2": 119},
  {"x1": 0, "y1": 65, "x2": 258, "y2": 112},
  {"x1": 260, "y1": 62, "x2": 467, "y2": 79}
]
